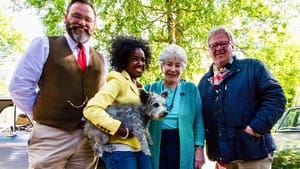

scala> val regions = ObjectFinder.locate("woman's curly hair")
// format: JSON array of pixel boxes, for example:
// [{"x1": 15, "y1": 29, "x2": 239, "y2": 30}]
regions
[{"x1": 110, "y1": 35, "x2": 151, "y2": 72}]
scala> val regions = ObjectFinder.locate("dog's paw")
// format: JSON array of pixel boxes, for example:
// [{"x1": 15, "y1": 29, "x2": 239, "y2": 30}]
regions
[
  {"x1": 102, "y1": 144, "x2": 115, "y2": 153},
  {"x1": 145, "y1": 133, "x2": 153, "y2": 145},
  {"x1": 143, "y1": 149, "x2": 151, "y2": 156},
  {"x1": 93, "y1": 143, "x2": 103, "y2": 156},
  {"x1": 148, "y1": 138, "x2": 153, "y2": 145}
]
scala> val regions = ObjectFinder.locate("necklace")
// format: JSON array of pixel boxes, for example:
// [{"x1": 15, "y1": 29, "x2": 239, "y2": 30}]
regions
[{"x1": 162, "y1": 85, "x2": 178, "y2": 112}]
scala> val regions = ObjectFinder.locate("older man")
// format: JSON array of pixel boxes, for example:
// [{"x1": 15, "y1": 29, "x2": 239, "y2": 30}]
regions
[{"x1": 198, "y1": 26, "x2": 286, "y2": 169}]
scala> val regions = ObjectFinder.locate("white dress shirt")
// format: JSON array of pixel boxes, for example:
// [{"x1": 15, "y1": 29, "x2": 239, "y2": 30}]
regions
[{"x1": 9, "y1": 33, "x2": 92, "y2": 116}]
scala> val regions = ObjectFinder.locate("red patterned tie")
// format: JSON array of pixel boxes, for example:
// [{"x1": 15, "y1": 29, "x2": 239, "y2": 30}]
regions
[{"x1": 77, "y1": 43, "x2": 87, "y2": 72}]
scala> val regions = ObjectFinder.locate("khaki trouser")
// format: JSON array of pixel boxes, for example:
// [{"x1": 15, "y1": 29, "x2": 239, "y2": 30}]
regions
[
  {"x1": 28, "y1": 123, "x2": 97, "y2": 169},
  {"x1": 216, "y1": 154, "x2": 273, "y2": 169}
]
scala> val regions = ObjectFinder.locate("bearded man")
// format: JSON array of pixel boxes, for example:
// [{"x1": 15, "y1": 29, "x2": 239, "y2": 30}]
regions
[{"x1": 9, "y1": 0, "x2": 106, "y2": 168}]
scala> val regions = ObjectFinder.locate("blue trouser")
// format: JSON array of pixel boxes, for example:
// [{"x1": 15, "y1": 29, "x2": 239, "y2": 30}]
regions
[{"x1": 102, "y1": 151, "x2": 153, "y2": 169}]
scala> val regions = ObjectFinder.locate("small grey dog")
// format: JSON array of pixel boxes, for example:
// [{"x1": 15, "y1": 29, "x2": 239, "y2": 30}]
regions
[{"x1": 84, "y1": 89, "x2": 168, "y2": 156}]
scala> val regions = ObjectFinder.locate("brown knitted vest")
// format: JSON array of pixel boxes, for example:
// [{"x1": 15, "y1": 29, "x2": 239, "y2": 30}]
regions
[{"x1": 33, "y1": 36, "x2": 105, "y2": 131}]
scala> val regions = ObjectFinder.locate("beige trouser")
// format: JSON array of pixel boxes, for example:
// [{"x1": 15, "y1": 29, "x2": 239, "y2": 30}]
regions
[
  {"x1": 225, "y1": 154, "x2": 273, "y2": 169},
  {"x1": 28, "y1": 123, "x2": 97, "y2": 169}
]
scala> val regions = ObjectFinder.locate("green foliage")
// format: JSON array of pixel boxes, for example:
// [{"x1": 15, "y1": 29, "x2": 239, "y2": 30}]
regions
[
  {"x1": 25, "y1": 0, "x2": 66, "y2": 35},
  {"x1": 0, "y1": 9, "x2": 25, "y2": 57},
  {"x1": 22, "y1": 0, "x2": 300, "y2": 106},
  {"x1": 273, "y1": 149, "x2": 300, "y2": 169},
  {"x1": 0, "y1": 83, "x2": 8, "y2": 97}
]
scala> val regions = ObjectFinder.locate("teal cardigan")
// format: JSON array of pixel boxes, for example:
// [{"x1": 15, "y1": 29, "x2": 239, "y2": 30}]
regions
[{"x1": 145, "y1": 80, "x2": 205, "y2": 169}]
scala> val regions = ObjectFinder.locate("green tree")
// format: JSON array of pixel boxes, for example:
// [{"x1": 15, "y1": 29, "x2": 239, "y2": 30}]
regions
[
  {"x1": 0, "y1": 9, "x2": 25, "y2": 58},
  {"x1": 0, "y1": 7, "x2": 26, "y2": 97},
  {"x1": 17, "y1": 0, "x2": 300, "y2": 106}
]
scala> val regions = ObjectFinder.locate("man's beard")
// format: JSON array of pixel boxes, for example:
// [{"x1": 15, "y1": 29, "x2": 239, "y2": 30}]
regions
[{"x1": 67, "y1": 23, "x2": 92, "y2": 43}]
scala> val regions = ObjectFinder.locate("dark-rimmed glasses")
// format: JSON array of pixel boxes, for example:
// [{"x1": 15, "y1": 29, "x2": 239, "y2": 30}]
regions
[{"x1": 208, "y1": 41, "x2": 231, "y2": 50}]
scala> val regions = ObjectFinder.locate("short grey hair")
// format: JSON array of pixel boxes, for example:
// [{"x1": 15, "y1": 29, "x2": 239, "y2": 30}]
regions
[
  {"x1": 207, "y1": 26, "x2": 235, "y2": 45},
  {"x1": 159, "y1": 44, "x2": 187, "y2": 68}
]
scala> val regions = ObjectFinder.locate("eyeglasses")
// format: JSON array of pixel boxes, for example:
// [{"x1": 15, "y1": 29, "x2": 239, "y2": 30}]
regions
[
  {"x1": 70, "y1": 13, "x2": 95, "y2": 24},
  {"x1": 208, "y1": 41, "x2": 231, "y2": 50}
]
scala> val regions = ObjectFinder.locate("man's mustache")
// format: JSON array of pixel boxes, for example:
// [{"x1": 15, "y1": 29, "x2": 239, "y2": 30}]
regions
[{"x1": 70, "y1": 24, "x2": 92, "y2": 36}]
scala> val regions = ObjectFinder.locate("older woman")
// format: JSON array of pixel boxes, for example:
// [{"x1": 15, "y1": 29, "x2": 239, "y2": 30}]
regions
[{"x1": 144, "y1": 44, "x2": 205, "y2": 169}]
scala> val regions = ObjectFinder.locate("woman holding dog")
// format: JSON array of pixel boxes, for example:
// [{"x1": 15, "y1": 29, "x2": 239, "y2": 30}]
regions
[
  {"x1": 83, "y1": 35, "x2": 153, "y2": 169},
  {"x1": 145, "y1": 44, "x2": 205, "y2": 169}
]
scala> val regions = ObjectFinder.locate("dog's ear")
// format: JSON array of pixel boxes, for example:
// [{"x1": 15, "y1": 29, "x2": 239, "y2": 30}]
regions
[
  {"x1": 160, "y1": 90, "x2": 168, "y2": 98},
  {"x1": 139, "y1": 88, "x2": 149, "y2": 103}
]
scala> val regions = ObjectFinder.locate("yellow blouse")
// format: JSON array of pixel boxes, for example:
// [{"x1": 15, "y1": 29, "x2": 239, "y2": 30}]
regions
[{"x1": 83, "y1": 70, "x2": 141, "y2": 150}]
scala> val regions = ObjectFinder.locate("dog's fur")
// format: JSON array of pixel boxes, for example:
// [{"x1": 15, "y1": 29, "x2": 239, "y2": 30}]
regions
[{"x1": 84, "y1": 89, "x2": 168, "y2": 156}]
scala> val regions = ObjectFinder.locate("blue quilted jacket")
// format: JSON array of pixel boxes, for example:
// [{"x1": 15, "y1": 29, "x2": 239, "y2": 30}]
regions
[{"x1": 198, "y1": 56, "x2": 286, "y2": 163}]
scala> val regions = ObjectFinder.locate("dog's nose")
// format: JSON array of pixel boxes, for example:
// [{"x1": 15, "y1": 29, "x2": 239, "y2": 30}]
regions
[{"x1": 162, "y1": 112, "x2": 168, "y2": 117}]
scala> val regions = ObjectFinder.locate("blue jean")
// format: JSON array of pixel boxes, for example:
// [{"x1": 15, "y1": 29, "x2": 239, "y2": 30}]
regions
[{"x1": 102, "y1": 151, "x2": 153, "y2": 169}]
